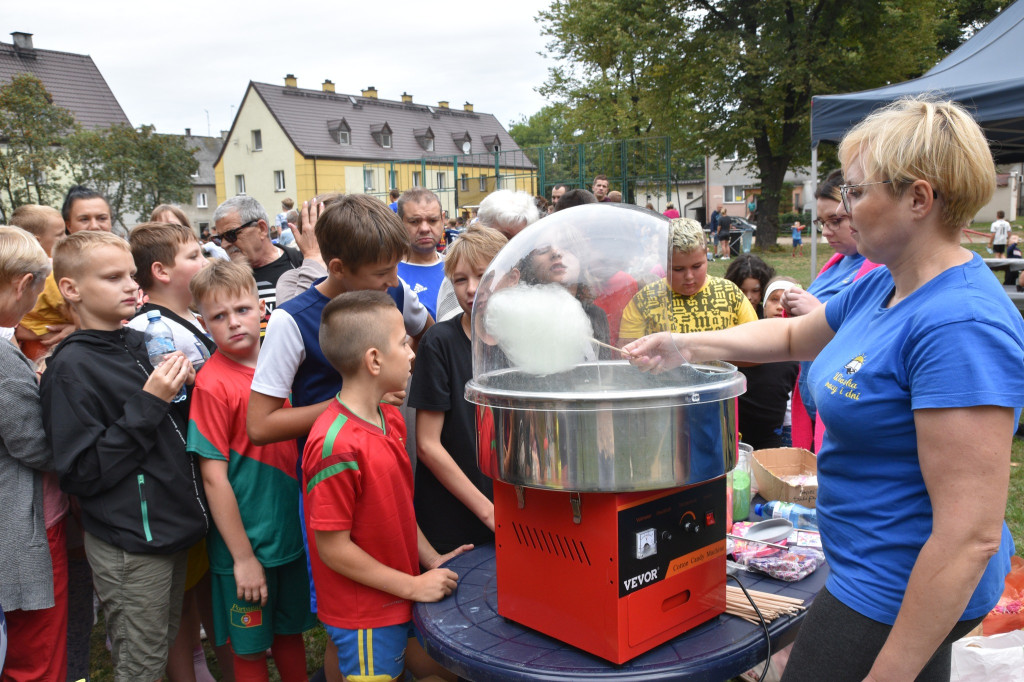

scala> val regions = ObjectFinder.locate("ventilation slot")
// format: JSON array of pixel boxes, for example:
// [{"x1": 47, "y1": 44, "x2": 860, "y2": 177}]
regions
[{"x1": 510, "y1": 522, "x2": 591, "y2": 566}]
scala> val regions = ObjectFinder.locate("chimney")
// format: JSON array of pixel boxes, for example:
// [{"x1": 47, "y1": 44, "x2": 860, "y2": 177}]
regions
[
  {"x1": 185, "y1": 128, "x2": 191, "y2": 137},
  {"x1": 284, "y1": 74, "x2": 297, "y2": 88},
  {"x1": 322, "y1": 79, "x2": 335, "y2": 93},
  {"x1": 463, "y1": 102, "x2": 474, "y2": 112},
  {"x1": 401, "y1": 92, "x2": 413, "y2": 103},
  {"x1": 220, "y1": 130, "x2": 229, "y2": 140},
  {"x1": 438, "y1": 100, "x2": 449, "y2": 109},
  {"x1": 361, "y1": 86, "x2": 378, "y2": 99},
  {"x1": 11, "y1": 32, "x2": 34, "y2": 50}
]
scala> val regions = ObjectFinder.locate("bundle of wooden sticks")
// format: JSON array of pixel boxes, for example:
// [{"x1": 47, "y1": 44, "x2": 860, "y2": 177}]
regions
[{"x1": 725, "y1": 586, "x2": 806, "y2": 624}]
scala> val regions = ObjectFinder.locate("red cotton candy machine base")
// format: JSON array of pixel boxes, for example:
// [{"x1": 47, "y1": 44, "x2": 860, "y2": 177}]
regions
[{"x1": 493, "y1": 478, "x2": 727, "y2": 664}]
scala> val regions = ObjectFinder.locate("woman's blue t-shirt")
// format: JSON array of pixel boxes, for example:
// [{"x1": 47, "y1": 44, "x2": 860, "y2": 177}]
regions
[{"x1": 809, "y1": 253, "x2": 1024, "y2": 625}]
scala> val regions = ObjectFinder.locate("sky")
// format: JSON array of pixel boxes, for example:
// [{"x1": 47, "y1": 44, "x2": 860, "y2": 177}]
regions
[{"x1": 5, "y1": 0, "x2": 555, "y2": 138}]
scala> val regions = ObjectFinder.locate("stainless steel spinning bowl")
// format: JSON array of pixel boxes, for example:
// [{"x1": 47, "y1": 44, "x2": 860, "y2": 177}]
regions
[{"x1": 465, "y1": 361, "x2": 745, "y2": 492}]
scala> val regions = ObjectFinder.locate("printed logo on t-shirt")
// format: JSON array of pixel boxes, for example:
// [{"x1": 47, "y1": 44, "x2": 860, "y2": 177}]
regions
[
  {"x1": 824, "y1": 353, "x2": 865, "y2": 401},
  {"x1": 411, "y1": 283, "x2": 428, "y2": 295}
]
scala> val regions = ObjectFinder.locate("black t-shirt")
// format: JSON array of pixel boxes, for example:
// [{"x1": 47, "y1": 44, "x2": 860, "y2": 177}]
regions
[
  {"x1": 252, "y1": 247, "x2": 302, "y2": 334},
  {"x1": 738, "y1": 361, "x2": 799, "y2": 450},
  {"x1": 408, "y1": 315, "x2": 494, "y2": 553},
  {"x1": 718, "y1": 216, "x2": 733, "y2": 235}
]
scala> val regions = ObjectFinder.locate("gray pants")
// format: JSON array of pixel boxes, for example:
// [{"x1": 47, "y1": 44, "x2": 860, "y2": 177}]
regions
[{"x1": 84, "y1": 533, "x2": 187, "y2": 682}]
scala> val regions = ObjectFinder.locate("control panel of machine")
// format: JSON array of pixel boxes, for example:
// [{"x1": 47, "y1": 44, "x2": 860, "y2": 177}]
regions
[{"x1": 617, "y1": 477, "x2": 726, "y2": 597}]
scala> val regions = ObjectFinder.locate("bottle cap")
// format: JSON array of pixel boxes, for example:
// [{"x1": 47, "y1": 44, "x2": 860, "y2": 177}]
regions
[
  {"x1": 146, "y1": 310, "x2": 161, "y2": 320},
  {"x1": 753, "y1": 503, "x2": 764, "y2": 516}
]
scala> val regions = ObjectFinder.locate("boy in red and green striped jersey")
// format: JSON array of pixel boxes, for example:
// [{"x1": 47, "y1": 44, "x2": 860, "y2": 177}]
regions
[
  {"x1": 303, "y1": 290, "x2": 472, "y2": 682},
  {"x1": 186, "y1": 261, "x2": 315, "y2": 681}
]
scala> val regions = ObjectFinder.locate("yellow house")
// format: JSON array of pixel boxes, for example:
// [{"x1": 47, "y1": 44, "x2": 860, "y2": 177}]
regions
[{"x1": 214, "y1": 76, "x2": 535, "y2": 217}]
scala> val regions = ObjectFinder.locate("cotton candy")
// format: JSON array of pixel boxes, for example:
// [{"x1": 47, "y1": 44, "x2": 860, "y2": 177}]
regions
[{"x1": 484, "y1": 284, "x2": 594, "y2": 375}]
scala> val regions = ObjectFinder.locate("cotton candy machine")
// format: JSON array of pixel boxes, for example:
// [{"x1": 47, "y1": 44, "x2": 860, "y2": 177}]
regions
[{"x1": 465, "y1": 205, "x2": 745, "y2": 663}]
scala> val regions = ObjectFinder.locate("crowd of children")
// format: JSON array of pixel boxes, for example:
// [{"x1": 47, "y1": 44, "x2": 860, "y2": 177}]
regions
[{"x1": 0, "y1": 190, "x2": 804, "y2": 682}]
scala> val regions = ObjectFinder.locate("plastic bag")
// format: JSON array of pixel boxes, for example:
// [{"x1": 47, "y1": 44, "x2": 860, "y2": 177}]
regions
[
  {"x1": 982, "y1": 555, "x2": 1024, "y2": 636},
  {"x1": 950, "y1": 630, "x2": 1024, "y2": 681},
  {"x1": 727, "y1": 521, "x2": 824, "y2": 582}
]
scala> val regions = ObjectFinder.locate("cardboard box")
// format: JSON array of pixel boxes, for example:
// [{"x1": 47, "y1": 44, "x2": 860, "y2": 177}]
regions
[{"x1": 751, "y1": 448, "x2": 818, "y2": 508}]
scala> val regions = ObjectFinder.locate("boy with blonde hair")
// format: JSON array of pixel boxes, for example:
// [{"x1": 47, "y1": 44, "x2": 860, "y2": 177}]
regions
[
  {"x1": 187, "y1": 260, "x2": 314, "y2": 680},
  {"x1": 304, "y1": 291, "x2": 469, "y2": 682},
  {"x1": 409, "y1": 226, "x2": 507, "y2": 553},
  {"x1": 40, "y1": 231, "x2": 209, "y2": 681},
  {"x1": 619, "y1": 217, "x2": 757, "y2": 343}
]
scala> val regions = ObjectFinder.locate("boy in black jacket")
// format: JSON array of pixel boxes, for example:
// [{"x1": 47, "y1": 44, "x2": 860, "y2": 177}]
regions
[{"x1": 40, "y1": 231, "x2": 209, "y2": 681}]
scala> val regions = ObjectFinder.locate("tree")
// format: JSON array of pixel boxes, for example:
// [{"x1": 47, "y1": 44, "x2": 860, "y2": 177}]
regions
[
  {"x1": 538, "y1": 0, "x2": 1007, "y2": 249},
  {"x1": 0, "y1": 74, "x2": 75, "y2": 221},
  {"x1": 65, "y1": 124, "x2": 198, "y2": 230}
]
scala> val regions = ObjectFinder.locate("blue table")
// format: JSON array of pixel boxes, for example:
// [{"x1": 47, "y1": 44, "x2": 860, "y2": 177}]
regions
[{"x1": 414, "y1": 545, "x2": 829, "y2": 682}]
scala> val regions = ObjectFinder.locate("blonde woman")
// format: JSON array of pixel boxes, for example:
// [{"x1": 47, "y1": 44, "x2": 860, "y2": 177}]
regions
[{"x1": 626, "y1": 98, "x2": 1023, "y2": 681}]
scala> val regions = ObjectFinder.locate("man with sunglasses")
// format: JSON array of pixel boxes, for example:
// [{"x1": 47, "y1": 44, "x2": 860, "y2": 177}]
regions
[{"x1": 213, "y1": 196, "x2": 303, "y2": 338}]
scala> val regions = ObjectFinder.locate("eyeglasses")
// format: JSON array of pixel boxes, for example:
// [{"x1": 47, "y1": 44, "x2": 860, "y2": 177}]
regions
[
  {"x1": 839, "y1": 181, "x2": 892, "y2": 213},
  {"x1": 812, "y1": 215, "x2": 849, "y2": 230},
  {"x1": 217, "y1": 219, "x2": 259, "y2": 244}
]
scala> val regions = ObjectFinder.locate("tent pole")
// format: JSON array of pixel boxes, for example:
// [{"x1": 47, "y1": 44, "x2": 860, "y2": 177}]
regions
[{"x1": 810, "y1": 144, "x2": 819, "y2": 282}]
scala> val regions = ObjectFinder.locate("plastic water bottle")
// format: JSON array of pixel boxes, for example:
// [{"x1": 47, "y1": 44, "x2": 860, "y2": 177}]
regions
[
  {"x1": 143, "y1": 310, "x2": 186, "y2": 403},
  {"x1": 753, "y1": 501, "x2": 818, "y2": 531}
]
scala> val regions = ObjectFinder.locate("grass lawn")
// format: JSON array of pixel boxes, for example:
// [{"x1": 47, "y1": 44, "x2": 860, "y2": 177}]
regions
[{"x1": 84, "y1": 234, "x2": 1024, "y2": 679}]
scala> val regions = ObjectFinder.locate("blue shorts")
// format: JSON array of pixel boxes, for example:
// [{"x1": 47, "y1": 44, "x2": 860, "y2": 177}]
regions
[
  {"x1": 792, "y1": 236, "x2": 803, "y2": 245},
  {"x1": 325, "y1": 621, "x2": 415, "y2": 681}
]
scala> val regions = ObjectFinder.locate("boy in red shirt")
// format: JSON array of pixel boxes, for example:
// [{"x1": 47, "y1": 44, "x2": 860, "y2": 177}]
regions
[
  {"x1": 187, "y1": 260, "x2": 315, "y2": 680},
  {"x1": 303, "y1": 291, "x2": 470, "y2": 682}
]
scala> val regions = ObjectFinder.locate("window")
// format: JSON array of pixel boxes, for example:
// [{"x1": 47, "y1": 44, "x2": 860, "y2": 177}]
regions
[
  {"x1": 723, "y1": 185, "x2": 743, "y2": 203},
  {"x1": 686, "y1": 191, "x2": 694, "y2": 200},
  {"x1": 412, "y1": 171, "x2": 422, "y2": 187},
  {"x1": 274, "y1": 170, "x2": 286, "y2": 192},
  {"x1": 436, "y1": 172, "x2": 446, "y2": 190},
  {"x1": 338, "y1": 130, "x2": 350, "y2": 145},
  {"x1": 364, "y1": 169, "x2": 375, "y2": 191},
  {"x1": 235, "y1": 175, "x2": 246, "y2": 195},
  {"x1": 426, "y1": 137, "x2": 434, "y2": 152},
  {"x1": 460, "y1": 174, "x2": 468, "y2": 191},
  {"x1": 252, "y1": 129, "x2": 262, "y2": 152},
  {"x1": 196, "y1": 192, "x2": 208, "y2": 208},
  {"x1": 389, "y1": 171, "x2": 397, "y2": 190},
  {"x1": 479, "y1": 175, "x2": 486, "y2": 192},
  {"x1": 381, "y1": 132, "x2": 392, "y2": 148}
]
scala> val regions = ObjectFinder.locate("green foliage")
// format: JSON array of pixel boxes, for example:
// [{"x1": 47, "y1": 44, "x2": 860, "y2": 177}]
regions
[
  {"x1": 65, "y1": 124, "x2": 198, "y2": 230},
  {"x1": 536, "y1": 0, "x2": 1006, "y2": 250},
  {"x1": 0, "y1": 74, "x2": 75, "y2": 220}
]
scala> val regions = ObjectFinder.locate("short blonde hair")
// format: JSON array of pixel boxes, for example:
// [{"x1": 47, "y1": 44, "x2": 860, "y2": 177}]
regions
[
  {"x1": 838, "y1": 97, "x2": 995, "y2": 231},
  {"x1": 10, "y1": 205, "x2": 62, "y2": 238},
  {"x1": 670, "y1": 217, "x2": 706, "y2": 253},
  {"x1": 319, "y1": 290, "x2": 398, "y2": 376},
  {"x1": 53, "y1": 231, "x2": 131, "y2": 283},
  {"x1": 444, "y1": 226, "x2": 507, "y2": 278},
  {"x1": 0, "y1": 226, "x2": 50, "y2": 284},
  {"x1": 190, "y1": 259, "x2": 257, "y2": 308}
]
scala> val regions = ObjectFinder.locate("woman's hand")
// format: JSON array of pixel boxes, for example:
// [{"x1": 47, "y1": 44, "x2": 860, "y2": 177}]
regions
[
  {"x1": 623, "y1": 332, "x2": 688, "y2": 373},
  {"x1": 781, "y1": 287, "x2": 822, "y2": 317}
]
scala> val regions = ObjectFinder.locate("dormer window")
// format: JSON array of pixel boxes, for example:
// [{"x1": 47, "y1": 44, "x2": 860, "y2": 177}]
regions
[
  {"x1": 415, "y1": 127, "x2": 435, "y2": 153},
  {"x1": 371, "y1": 122, "x2": 393, "y2": 149},
  {"x1": 482, "y1": 135, "x2": 500, "y2": 153},
  {"x1": 328, "y1": 118, "x2": 351, "y2": 145},
  {"x1": 452, "y1": 132, "x2": 471, "y2": 154}
]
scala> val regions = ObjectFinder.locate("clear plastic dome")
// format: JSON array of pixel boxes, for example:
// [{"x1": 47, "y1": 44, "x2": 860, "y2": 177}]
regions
[
  {"x1": 463, "y1": 204, "x2": 745, "y2": 491},
  {"x1": 469, "y1": 203, "x2": 673, "y2": 380}
]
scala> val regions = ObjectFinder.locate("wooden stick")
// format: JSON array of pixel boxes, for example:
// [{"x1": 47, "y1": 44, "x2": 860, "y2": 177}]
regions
[{"x1": 591, "y1": 337, "x2": 629, "y2": 356}]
